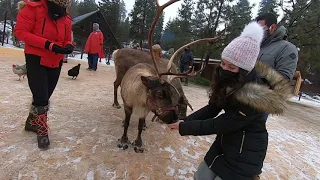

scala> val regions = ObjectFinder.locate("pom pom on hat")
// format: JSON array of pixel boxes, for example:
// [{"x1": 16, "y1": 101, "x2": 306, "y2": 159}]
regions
[
  {"x1": 221, "y1": 21, "x2": 264, "y2": 72},
  {"x1": 240, "y1": 21, "x2": 264, "y2": 44}
]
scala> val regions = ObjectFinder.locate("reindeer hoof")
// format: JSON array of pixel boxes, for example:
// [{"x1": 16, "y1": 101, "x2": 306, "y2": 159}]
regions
[
  {"x1": 134, "y1": 146, "x2": 144, "y2": 153},
  {"x1": 118, "y1": 143, "x2": 129, "y2": 150},
  {"x1": 132, "y1": 140, "x2": 144, "y2": 153},
  {"x1": 112, "y1": 104, "x2": 121, "y2": 109},
  {"x1": 117, "y1": 137, "x2": 130, "y2": 150}
]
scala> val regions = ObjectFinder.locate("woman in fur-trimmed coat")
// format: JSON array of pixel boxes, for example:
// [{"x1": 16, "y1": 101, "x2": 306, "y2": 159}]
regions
[{"x1": 169, "y1": 22, "x2": 292, "y2": 180}]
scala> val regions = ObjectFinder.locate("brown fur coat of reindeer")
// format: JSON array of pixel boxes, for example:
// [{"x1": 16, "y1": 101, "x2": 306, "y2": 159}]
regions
[
  {"x1": 115, "y1": 0, "x2": 223, "y2": 153},
  {"x1": 112, "y1": 48, "x2": 192, "y2": 120}
]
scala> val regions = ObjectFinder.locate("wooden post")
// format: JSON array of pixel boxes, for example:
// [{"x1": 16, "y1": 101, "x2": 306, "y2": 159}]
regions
[{"x1": 293, "y1": 71, "x2": 302, "y2": 96}]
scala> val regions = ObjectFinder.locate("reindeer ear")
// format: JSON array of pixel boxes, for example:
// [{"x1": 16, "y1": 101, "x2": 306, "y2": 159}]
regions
[{"x1": 141, "y1": 76, "x2": 158, "y2": 89}]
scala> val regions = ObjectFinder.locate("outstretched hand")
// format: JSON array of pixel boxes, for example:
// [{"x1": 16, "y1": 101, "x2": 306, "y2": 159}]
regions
[{"x1": 168, "y1": 120, "x2": 184, "y2": 130}]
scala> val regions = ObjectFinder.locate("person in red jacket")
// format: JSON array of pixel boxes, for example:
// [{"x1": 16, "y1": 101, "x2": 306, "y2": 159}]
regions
[
  {"x1": 14, "y1": 0, "x2": 73, "y2": 149},
  {"x1": 84, "y1": 23, "x2": 104, "y2": 71}
]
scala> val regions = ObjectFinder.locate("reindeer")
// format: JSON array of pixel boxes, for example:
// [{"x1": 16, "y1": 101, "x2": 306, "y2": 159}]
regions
[
  {"x1": 116, "y1": 0, "x2": 223, "y2": 153},
  {"x1": 112, "y1": 48, "x2": 192, "y2": 122}
]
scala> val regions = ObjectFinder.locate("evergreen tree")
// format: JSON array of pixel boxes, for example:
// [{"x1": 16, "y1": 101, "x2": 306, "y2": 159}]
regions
[
  {"x1": 129, "y1": 0, "x2": 163, "y2": 46},
  {"x1": 192, "y1": 0, "x2": 231, "y2": 57},
  {"x1": 177, "y1": 0, "x2": 194, "y2": 42},
  {"x1": 286, "y1": 0, "x2": 320, "y2": 80},
  {"x1": 162, "y1": 18, "x2": 181, "y2": 49},
  {"x1": 225, "y1": 0, "x2": 252, "y2": 41},
  {"x1": 258, "y1": 0, "x2": 279, "y2": 17},
  {"x1": 118, "y1": 17, "x2": 130, "y2": 44},
  {"x1": 99, "y1": 0, "x2": 121, "y2": 35},
  {"x1": 77, "y1": 0, "x2": 97, "y2": 15},
  {"x1": 70, "y1": 0, "x2": 80, "y2": 18},
  {"x1": 162, "y1": 0, "x2": 194, "y2": 50}
]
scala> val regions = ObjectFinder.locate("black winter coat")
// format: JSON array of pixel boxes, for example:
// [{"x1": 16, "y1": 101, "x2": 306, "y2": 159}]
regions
[
  {"x1": 179, "y1": 62, "x2": 292, "y2": 180},
  {"x1": 180, "y1": 50, "x2": 194, "y2": 65}
]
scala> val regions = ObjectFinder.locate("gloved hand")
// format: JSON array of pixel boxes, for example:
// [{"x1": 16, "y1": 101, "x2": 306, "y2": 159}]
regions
[
  {"x1": 45, "y1": 40, "x2": 68, "y2": 54},
  {"x1": 64, "y1": 44, "x2": 74, "y2": 54}
]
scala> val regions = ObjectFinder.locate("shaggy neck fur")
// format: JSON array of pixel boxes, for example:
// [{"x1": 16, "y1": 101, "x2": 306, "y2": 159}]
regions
[
  {"x1": 211, "y1": 61, "x2": 293, "y2": 115},
  {"x1": 234, "y1": 61, "x2": 293, "y2": 115}
]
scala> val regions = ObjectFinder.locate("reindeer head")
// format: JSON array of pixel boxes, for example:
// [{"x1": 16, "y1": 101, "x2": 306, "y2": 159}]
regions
[
  {"x1": 141, "y1": 75, "x2": 181, "y2": 124},
  {"x1": 146, "y1": 0, "x2": 224, "y2": 123}
]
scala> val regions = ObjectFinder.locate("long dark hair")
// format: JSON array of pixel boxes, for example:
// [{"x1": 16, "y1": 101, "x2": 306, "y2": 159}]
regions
[{"x1": 208, "y1": 67, "x2": 252, "y2": 107}]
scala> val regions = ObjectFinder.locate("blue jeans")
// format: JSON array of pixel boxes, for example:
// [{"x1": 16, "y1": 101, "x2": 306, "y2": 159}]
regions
[{"x1": 88, "y1": 53, "x2": 98, "y2": 70}]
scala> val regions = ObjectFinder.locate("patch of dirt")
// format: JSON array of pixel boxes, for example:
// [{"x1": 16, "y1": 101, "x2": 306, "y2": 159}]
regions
[{"x1": 0, "y1": 47, "x2": 319, "y2": 180}]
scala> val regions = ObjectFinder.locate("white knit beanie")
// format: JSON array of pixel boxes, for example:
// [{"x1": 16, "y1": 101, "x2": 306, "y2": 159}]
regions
[{"x1": 221, "y1": 21, "x2": 264, "y2": 72}]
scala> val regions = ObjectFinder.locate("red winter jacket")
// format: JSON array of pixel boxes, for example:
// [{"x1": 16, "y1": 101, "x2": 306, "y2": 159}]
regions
[
  {"x1": 14, "y1": 0, "x2": 73, "y2": 68},
  {"x1": 84, "y1": 31, "x2": 104, "y2": 58}
]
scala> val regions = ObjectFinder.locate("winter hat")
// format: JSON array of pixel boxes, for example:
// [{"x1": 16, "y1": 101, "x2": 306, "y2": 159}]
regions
[
  {"x1": 221, "y1": 21, "x2": 264, "y2": 72},
  {"x1": 47, "y1": 0, "x2": 71, "y2": 8},
  {"x1": 93, "y1": 23, "x2": 100, "y2": 31}
]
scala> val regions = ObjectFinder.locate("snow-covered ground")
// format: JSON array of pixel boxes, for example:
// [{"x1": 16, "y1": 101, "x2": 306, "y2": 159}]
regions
[
  {"x1": 290, "y1": 93, "x2": 320, "y2": 108},
  {"x1": 1, "y1": 46, "x2": 320, "y2": 179},
  {"x1": 68, "y1": 53, "x2": 115, "y2": 67}
]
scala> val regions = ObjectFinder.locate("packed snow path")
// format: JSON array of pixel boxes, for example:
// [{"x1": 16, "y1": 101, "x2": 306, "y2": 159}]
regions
[{"x1": 0, "y1": 47, "x2": 319, "y2": 179}]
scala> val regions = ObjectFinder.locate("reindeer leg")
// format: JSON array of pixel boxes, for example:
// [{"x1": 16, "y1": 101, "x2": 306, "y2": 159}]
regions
[
  {"x1": 132, "y1": 118, "x2": 145, "y2": 153},
  {"x1": 112, "y1": 77, "x2": 122, "y2": 109},
  {"x1": 118, "y1": 105, "x2": 132, "y2": 150},
  {"x1": 143, "y1": 119, "x2": 147, "y2": 131}
]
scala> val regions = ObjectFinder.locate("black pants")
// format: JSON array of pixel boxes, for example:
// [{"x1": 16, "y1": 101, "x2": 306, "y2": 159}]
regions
[{"x1": 25, "y1": 54, "x2": 62, "y2": 107}]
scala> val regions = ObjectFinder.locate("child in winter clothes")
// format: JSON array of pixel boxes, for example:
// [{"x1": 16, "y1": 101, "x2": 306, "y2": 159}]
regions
[
  {"x1": 168, "y1": 22, "x2": 292, "y2": 180},
  {"x1": 14, "y1": 0, "x2": 73, "y2": 149},
  {"x1": 84, "y1": 23, "x2": 104, "y2": 71}
]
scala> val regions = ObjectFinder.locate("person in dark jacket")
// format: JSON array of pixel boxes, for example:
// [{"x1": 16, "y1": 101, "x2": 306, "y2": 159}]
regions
[
  {"x1": 168, "y1": 22, "x2": 292, "y2": 180},
  {"x1": 14, "y1": 0, "x2": 73, "y2": 149},
  {"x1": 179, "y1": 46, "x2": 194, "y2": 86}
]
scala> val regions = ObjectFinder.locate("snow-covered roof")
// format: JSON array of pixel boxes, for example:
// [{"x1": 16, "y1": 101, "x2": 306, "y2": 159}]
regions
[{"x1": 72, "y1": 10, "x2": 99, "y2": 26}]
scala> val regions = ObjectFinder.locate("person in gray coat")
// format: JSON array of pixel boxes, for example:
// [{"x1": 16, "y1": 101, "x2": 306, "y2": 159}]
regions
[{"x1": 256, "y1": 13, "x2": 299, "y2": 80}]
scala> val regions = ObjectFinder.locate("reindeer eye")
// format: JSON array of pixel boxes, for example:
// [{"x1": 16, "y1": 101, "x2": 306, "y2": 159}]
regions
[
  {"x1": 156, "y1": 91, "x2": 165, "y2": 99},
  {"x1": 156, "y1": 91, "x2": 163, "y2": 98}
]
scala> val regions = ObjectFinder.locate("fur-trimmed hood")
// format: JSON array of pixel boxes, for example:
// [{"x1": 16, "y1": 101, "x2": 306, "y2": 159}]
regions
[
  {"x1": 234, "y1": 61, "x2": 293, "y2": 115},
  {"x1": 17, "y1": 0, "x2": 28, "y2": 11}
]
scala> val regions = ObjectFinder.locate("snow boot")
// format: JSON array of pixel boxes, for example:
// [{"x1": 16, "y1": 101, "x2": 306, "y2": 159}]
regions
[
  {"x1": 24, "y1": 105, "x2": 38, "y2": 133},
  {"x1": 35, "y1": 106, "x2": 50, "y2": 149}
]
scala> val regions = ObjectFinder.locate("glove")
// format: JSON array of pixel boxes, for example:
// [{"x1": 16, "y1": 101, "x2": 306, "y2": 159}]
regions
[
  {"x1": 64, "y1": 44, "x2": 74, "y2": 54},
  {"x1": 45, "y1": 40, "x2": 67, "y2": 54}
]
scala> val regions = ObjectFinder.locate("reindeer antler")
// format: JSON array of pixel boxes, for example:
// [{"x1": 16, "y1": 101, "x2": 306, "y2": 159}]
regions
[
  {"x1": 160, "y1": 51, "x2": 210, "y2": 79},
  {"x1": 148, "y1": 0, "x2": 181, "y2": 78},
  {"x1": 166, "y1": 31, "x2": 225, "y2": 72}
]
